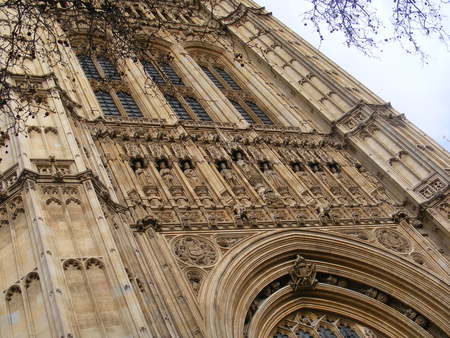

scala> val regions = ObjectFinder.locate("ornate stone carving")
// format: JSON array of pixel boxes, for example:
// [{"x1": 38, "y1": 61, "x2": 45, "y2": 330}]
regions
[
  {"x1": 289, "y1": 255, "x2": 318, "y2": 291},
  {"x1": 375, "y1": 229, "x2": 411, "y2": 253},
  {"x1": 172, "y1": 236, "x2": 218, "y2": 267}
]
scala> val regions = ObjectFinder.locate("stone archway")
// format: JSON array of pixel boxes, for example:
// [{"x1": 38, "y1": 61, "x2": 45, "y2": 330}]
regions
[{"x1": 199, "y1": 229, "x2": 450, "y2": 338}]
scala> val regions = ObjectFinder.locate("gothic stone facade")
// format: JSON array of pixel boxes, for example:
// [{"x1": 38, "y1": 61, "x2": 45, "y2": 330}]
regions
[{"x1": 0, "y1": 1, "x2": 449, "y2": 337}]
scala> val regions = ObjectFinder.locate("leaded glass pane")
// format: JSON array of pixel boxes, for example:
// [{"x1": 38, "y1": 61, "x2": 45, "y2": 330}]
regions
[
  {"x1": 318, "y1": 327, "x2": 337, "y2": 338},
  {"x1": 95, "y1": 91, "x2": 120, "y2": 116},
  {"x1": 245, "y1": 100, "x2": 273, "y2": 125},
  {"x1": 142, "y1": 61, "x2": 165, "y2": 84},
  {"x1": 184, "y1": 96, "x2": 211, "y2": 121},
  {"x1": 117, "y1": 92, "x2": 142, "y2": 118},
  {"x1": 214, "y1": 67, "x2": 241, "y2": 90},
  {"x1": 165, "y1": 94, "x2": 191, "y2": 120},
  {"x1": 297, "y1": 331, "x2": 314, "y2": 338},
  {"x1": 159, "y1": 62, "x2": 183, "y2": 85},
  {"x1": 97, "y1": 57, "x2": 121, "y2": 80},
  {"x1": 273, "y1": 334, "x2": 288, "y2": 338},
  {"x1": 229, "y1": 99, "x2": 254, "y2": 124},
  {"x1": 339, "y1": 325, "x2": 360, "y2": 338},
  {"x1": 200, "y1": 65, "x2": 224, "y2": 88},
  {"x1": 77, "y1": 55, "x2": 100, "y2": 80}
]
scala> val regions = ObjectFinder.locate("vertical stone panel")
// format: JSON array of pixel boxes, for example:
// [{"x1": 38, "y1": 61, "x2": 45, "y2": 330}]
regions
[
  {"x1": 0, "y1": 218, "x2": 18, "y2": 289},
  {"x1": 63, "y1": 259, "x2": 102, "y2": 338},
  {"x1": 45, "y1": 199, "x2": 76, "y2": 258},
  {"x1": 12, "y1": 209, "x2": 35, "y2": 276},
  {"x1": 25, "y1": 273, "x2": 51, "y2": 338},
  {"x1": 85, "y1": 258, "x2": 129, "y2": 337},
  {"x1": 6, "y1": 286, "x2": 28, "y2": 338},
  {"x1": 66, "y1": 199, "x2": 100, "y2": 257}
]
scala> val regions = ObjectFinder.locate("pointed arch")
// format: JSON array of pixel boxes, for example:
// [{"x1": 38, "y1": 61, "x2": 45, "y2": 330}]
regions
[{"x1": 200, "y1": 229, "x2": 450, "y2": 338}]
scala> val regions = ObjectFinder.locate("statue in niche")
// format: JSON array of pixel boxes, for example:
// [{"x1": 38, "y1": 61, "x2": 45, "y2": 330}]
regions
[
  {"x1": 308, "y1": 161, "x2": 322, "y2": 173},
  {"x1": 181, "y1": 160, "x2": 201, "y2": 187},
  {"x1": 260, "y1": 161, "x2": 287, "y2": 190},
  {"x1": 132, "y1": 158, "x2": 151, "y2": 184},
  {"x1": 294, "y1": 164, "x2": 315, "y2": 187},
  {"x1": 217, "y1": 161, "x2": 240, "y2": 187},
  {"x1": 327, "y1": 162, "x2": 340, "y2": 174},
  {"x1": 289, "y1": 255, "x2": 318, "y2": 291},
  {"x1": 157, "y1": 158, "x2": 180, "y2": 186}
]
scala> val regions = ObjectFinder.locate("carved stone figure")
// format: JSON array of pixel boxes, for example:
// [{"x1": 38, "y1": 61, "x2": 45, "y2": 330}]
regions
[
  {"x1": 261, "y1": 162, "x2": 287, "y2": 190},
  {"x1": 158, "y1": 159, "x2": 181, "y2": 186},
  {"x1": 218, "y1": 161, "x2": 240, "y2": 187},
  {"x1": 182, "y1": 160, "x2": 202, "y2": 187},
  {"x1": 173, "y1": 236, "x2": 218, "y2": 267},
  {"x1": 289, "y1": 255, "x2": 318, "y2": 291}
]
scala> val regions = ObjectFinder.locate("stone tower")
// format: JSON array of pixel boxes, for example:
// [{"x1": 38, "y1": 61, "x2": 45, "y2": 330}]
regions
[{"x1": 0, "y1": 0, "x2": 448, "y2": 337}]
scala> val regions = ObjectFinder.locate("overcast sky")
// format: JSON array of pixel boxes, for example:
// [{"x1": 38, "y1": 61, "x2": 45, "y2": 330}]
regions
[{"x1": 255, "y1": 0, "x2": 450, "y2": 151}]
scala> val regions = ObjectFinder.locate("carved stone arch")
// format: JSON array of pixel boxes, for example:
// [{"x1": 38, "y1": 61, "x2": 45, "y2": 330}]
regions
[
  {"x1": 140, "y1": 38, "x2": 173, "y2": 58},
  {"x1": 248, "y1": 284, "x2": 426, "y2": 338},
  {"x1": 85, "y1": 257, "x2": 105, "y2": 270},
  {"x1": 184, "y1": 42, "x2": 243, "y2": 72},
  {"x1": 46, "y1": 196, "x2": 62, "y2": 206},
  {"x1": 5, "y1": 284, "x2": 22, "y2": 301},
  {"x1": 63, "y1": 258, "x2": 83, "y2": 271},
  {"x1": 65, "y1": 197, "x2": 82, "y2": 205},
  {"x1": 182, "y1": 41, "x2": 227, "y2": 57},
  {"x1": 24, "y1": 271, "x2": 40, "y2": 288},
  {"x1": 200, "y1": 229, "x2": 450, "y2": 338}
]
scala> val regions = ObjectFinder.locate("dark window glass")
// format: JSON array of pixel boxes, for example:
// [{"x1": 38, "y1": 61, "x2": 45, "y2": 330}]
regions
[
  {"x1": 95, "y1": 91, "x2": 120, "y2": 116},
  {"x1": 200, "y1": 65, "x2": 224, "y2": 88},
  {"x1": 339, "y1": 326, "x2": 360, "y2": 338},
  {"x1": 117, "y1": 92, "x2": 142, "y2": 118},
  {"x1": 296, "y1": 331, "x2": 314, "y2": 338},
  {"x1": 165, "y1": 94, "x2": 191, "y2": 120},
  {"x1": 318, "y1": 327, "x2": 337, "y2": 338},
  {"x1": 184, "y1": 96, "x2": 211, "y2": 121},
  {"x1": 214, "y1": 67, "x2": 241, "y2": 90},
  {"x1": 97, "y1": 57, "x2": 121, "y2": 80},
  {"x1": 77, "y1": 55, "x2": 100, "y2": 80},
  {"x1": 159, "y1": 62, "x2": 183, "y2": 85},
  {"x1": 245, "y1": 100, "x2": 273, "y2": 125},
  {"x1": 229, "y1": 99, "x2": 254, "y2": 124},
  {"x1": 142, "y1": 61, "x2": 165, "y2": 84},
  {"x1": 273, "y1": 334, "x2": 288, "y2": 338}
]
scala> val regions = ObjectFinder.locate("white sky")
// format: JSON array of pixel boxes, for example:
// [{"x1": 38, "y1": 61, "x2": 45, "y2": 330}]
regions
[{"x1": 255, "y1": 0, "x2": 450, "y2": 151}]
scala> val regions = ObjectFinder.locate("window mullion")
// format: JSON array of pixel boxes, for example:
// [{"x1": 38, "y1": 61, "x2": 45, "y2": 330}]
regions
[
  {"x1": 92, "y1": 56, "x2": 106, "y2": 80},
  {"x1": 179, "y1": 96, "x2": 198, "y2": 121},
  {"x1": 210, "y1": 66, "x2": 229, "y2": 90},
  {"x1": 110, "y1": 91, "x2": 127, "y2": 117},
  {"x1": 240, "y1": 99, "x2": 263, "y2": 124}
]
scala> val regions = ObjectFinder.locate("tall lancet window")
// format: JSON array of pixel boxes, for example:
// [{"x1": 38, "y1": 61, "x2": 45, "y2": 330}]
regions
[
  {"x1": 76, "y1": 53, "x2": 143, "y2": 118},
  {"x1": 141, "y1": 57, "x2": 213, "y2": 122},
  {"x1": 198, "y1": 61, "x2": 275, "y2": 125}
]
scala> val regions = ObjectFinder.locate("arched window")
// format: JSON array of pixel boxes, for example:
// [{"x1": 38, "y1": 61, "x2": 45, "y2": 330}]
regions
[
  {"x1": 271, "y1": 310, "x2": 364, "y2": 338},
  {"x1": 97, "y1": 56, "x2": 121, "y2": 80},
  {"x1": 213, "y1": 66, "x2": 241, "y2": 90},
  {"x1": 229, "y1": 100, "x2": 254, "y2": 124},
  {"x1": 142, "y1": 60, "x2": 165, "y2": 84},
  {"x1": 77, "y1": 54, "x2": 143, "y2": 118},
  {"x1": 77, "y1": 55, "x2": 100, "y2": 80},
  {"x1": 165, "y1": 94, "x2": 191, "y2": 120},
  {"x1": 117, "y1": 92, "x2": 143, "y2": 117},
  {"x1": 184, "y1": 96, "x2": 211, "y2": 121},
  {"x1": 95, "y1": 91, "x2": 120, "y2": 116},
  {"x1": 198, "y1": 62, "x2": 274, "y2": 125},
  {"x1": 141, "y1": 57, "x2": 213, "y2": 122}
]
